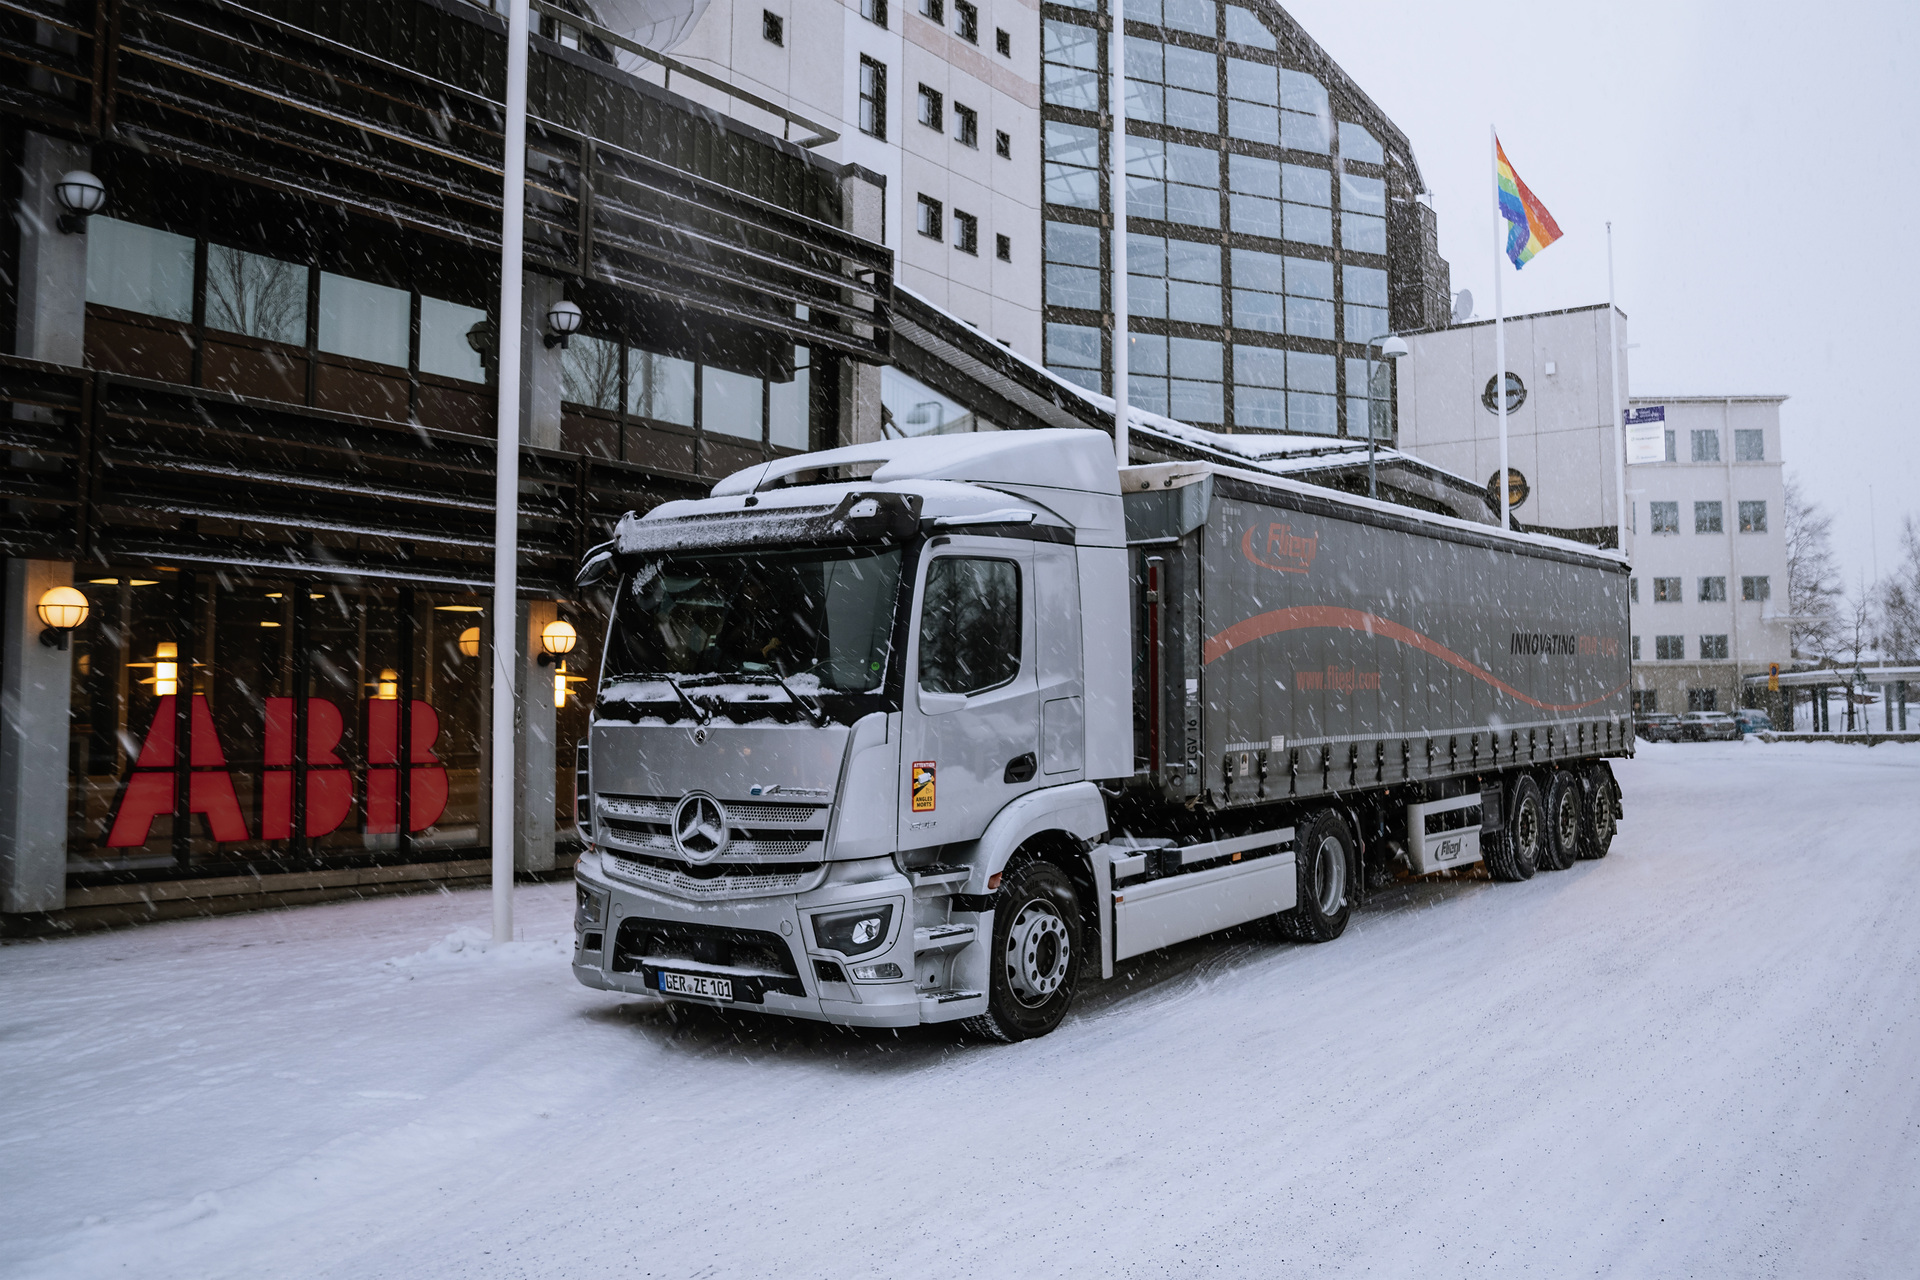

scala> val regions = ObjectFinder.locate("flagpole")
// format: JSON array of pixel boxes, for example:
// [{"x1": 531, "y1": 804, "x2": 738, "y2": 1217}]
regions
[
  {"x1": 1491, "y1": 125, "x2": 1509, "y2": 530},
  {"x1": 1109, "y1": 0, "x2": 1129, "y2": 469},
  {"x1": 1607, "y1": 220, "x2": 1626, "y2": 556},
  {"x1": 490, "y1": 0, "x2": 531, "y2": 945}
]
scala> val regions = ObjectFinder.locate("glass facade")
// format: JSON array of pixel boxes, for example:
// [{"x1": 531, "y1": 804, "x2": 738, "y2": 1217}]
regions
[{"x1": 1040, "y1": 0, "x2": 1401, "y2": 435}]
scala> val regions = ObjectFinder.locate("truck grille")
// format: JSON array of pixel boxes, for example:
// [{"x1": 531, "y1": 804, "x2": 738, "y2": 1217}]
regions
[
  {"x1": 605, "y1": 852, "x2": 828, "y2": 900},
  {"x1": 611, "y1": 918, "x2": 806, "y2": 999},
  {"x1": 595, "y1": 792, "x2": 827, "y2": 863}
]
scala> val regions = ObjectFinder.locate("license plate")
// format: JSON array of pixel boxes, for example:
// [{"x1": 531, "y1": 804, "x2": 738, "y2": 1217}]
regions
[{"x1": 658, "y1": 971, "x2": 732, "y2": 1001}]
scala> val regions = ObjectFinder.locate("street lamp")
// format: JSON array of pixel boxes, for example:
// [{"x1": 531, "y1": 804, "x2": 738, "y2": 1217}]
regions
[
  {"x1": 1363, "y1": 332, "x2": 1410, "y2": 499},
  {"x1": 36, "y1": 585, "x2": 89, "y2": 648},
  {"x1": 54, "y1": 170, "x2": 106, "y2": 234},
  {"x1": 543, "y1": 299, "x2": 583, "y2": 349}
]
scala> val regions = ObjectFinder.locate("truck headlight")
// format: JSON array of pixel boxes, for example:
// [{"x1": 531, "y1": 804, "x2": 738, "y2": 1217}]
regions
[
  {"x1": 811, "y1": 903, "x2": 894, "y2": 957},
  {"x1": 575, "y1": 882, "x2": 607, "y2": 929}
]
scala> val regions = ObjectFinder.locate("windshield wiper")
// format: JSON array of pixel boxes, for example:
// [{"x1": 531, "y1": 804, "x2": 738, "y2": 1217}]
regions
[
  {"x1": 659, "y1": 672, "x2": 711, "y2": 725},
  {"x1": 768, "y1": 670, "x2": 827, "y2": 727}
]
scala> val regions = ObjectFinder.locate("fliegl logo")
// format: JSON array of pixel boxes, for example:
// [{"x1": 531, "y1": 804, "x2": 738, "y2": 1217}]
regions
[{"x1": 1242, "y1": 522, "x2": 1318, "y2": 574}]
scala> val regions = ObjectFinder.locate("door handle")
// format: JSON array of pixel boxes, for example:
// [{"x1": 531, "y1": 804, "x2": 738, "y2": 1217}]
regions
[{"x1": 1004, "y1": 753, "x2": 1036, "y2": 784}]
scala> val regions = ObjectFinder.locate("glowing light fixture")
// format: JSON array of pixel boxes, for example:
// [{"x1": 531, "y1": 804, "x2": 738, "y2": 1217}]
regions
[
  {"x1": 459, "y1": 626, "x2": 482, "y2": 658},
  {"x1": 537, "y1": 619, "x2": 578, "y2": 668},
  {"x1": 36, "y1": 585, "x2": 89, "y2": 649},
  {"x1": 152, "y1": 642, "x2": 179, "y2": 697},
  {"x1": 553, "y1": 662, "x2": 588, "y2": 708},
  {"x1": 375, "y1": 668, "x2": 400, "y2": 700},
  {"x1": 434, "y1": 604, "x2": 485, "y2": 612}
]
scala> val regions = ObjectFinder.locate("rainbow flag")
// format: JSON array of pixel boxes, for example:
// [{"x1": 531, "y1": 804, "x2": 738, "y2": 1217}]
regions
[{"x1": 1496, "y1": 137, "x2": 1563, "y2": 269}]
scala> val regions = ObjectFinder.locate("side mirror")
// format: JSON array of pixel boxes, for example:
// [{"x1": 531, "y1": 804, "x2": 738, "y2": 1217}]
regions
[
  {"x1": 918, "y1": 689, "x2": 968, "y2": 715},
  {"x1": 576, "y1": 541, "x2": 615, "y2": 588}
]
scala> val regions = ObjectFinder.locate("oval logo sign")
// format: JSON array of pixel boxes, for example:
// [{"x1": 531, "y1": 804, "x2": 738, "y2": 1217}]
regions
[{"x1": 671, "y1": 792, "x2": 730, "y2": 864}]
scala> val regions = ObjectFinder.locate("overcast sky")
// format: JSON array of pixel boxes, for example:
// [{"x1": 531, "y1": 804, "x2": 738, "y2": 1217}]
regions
[{"x1": 1281, "y1": 0, "x2": 1919, "y2": 587}]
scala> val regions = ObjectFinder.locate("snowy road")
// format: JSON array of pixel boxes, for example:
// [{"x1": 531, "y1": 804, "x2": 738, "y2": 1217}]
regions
[{"x1": 4, "y1": 741, "x2": 1919, "y2": 1279}]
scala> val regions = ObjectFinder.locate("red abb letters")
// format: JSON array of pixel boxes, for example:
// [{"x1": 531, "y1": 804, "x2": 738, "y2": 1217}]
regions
[
  {"x1": 364, "y1": 699, "x2": 449, "y2": 834},
  {"x1": 260, "y1": 698, "x2": 354, "y2": 839},
  {"x1": 105, "y1": 696, "x2": 250, "y2": 847}
]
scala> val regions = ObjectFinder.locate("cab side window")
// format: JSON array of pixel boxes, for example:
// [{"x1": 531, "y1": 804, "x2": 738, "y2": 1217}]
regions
[{"x1": 918, "y1": 557, "x2": 1020, "y2": 694}]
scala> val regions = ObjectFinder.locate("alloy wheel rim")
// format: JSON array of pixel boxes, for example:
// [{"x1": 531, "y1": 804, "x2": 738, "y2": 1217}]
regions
[
  {"x1": 1314, "y1": 835, "x2": 1347, "y2": 915},
  {"x1": 1005, "y1": 899, "x2": 1070, "y2": 1007}
]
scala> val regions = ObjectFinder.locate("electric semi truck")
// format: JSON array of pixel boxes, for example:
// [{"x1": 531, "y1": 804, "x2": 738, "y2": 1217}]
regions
[{"x1": 569, "y1": 430, "x2": 1631, "y2": 1040}]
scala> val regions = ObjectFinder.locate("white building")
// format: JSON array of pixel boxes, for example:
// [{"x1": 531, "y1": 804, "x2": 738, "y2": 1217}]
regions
[{"x1": 1624, "y1": 396, "x2": 1791, "y2": 714}]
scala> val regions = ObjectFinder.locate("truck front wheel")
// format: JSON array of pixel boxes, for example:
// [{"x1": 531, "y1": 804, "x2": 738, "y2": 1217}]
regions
[
  {"x1": 1275, "y1": 810, "x2": 1352, "y2": 943},
  {"x1": 1541, "y1": 772, "x2": 1584, "y2": 871},
  {"x1": 1485, "y1": 774, "x2": 1543, "y2": 881},
  {"x1": 966, "y1": 860, "x2": 1083, "y2": 1043}
]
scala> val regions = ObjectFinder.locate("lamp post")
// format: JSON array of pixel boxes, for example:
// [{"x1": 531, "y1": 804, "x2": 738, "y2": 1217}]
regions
[{"x1": 1363, "y1": 332, "x2": 1409, "y2": 499}]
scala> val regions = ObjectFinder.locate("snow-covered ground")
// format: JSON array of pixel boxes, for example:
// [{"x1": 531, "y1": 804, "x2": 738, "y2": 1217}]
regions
[{"x1": 5, "y1": 741, "x2": 1919, "y2": 1279}]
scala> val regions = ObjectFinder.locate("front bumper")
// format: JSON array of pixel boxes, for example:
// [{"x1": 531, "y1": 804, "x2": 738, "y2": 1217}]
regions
[{"x1": 571, "y1": 852, "x2": 983, "y2": 1028}]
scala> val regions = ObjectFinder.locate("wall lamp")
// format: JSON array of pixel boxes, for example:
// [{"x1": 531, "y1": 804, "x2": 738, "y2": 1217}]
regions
[
  {"x1": 466, "y1": 319, "x2": 496, "y2": 371},
  {"x1": 544, "y1": 300, "x2": 583, "y2": 349},
  {"x1": 37, "y1": 585, "x2": 89, "y2": 649},
  {"x1": 537, "y1": 619, "x2": 578, "y2": 668},
  {"x1": 55, "y1": 170, "x2": 106, "y2": 234}
]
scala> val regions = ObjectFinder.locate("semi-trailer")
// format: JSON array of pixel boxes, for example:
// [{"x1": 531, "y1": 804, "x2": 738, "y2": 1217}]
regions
[{"x1": 570, "y1": 429, "x2": 1631, "y2": 1040}]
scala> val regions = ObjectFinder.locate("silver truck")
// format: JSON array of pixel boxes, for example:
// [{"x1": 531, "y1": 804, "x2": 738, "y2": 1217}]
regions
[{"x1": 570, "y1": 430, "x2": 1631, "y2": 1040}]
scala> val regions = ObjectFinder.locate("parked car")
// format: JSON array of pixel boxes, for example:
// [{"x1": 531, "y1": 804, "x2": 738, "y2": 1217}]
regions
[
  {"x1": 1733, "y1": 709, "x2": 1773, "y2": 735},
  {"x1": 1681, "y1": 711, "x2": 1741, "y2": 741},
  {"x1": 1637, "y1": 712, "x2": 1684, "y2": 742}
]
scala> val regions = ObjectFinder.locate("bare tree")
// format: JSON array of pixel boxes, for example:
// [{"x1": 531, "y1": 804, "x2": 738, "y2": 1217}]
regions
[
  {"x1": 1877, "y1": 515, "x2": 1920, "y2": 663},
  {"x1": 1838, "y1": 582, "x2": 1876, "y2": 731},
  {"x1": 1783, "y1": 473, "x2": 1841, "y2": 661}
]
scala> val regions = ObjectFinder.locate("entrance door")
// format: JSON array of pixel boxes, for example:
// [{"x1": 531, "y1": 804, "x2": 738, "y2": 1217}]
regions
[{"x1": 898, "y1": 539, "x2": 1040, "y2": 852}]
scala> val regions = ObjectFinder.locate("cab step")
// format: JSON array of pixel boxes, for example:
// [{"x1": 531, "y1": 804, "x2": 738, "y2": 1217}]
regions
[
  {"x1": 918, "y1": 988, "x2": 987, "y2": 1023},
  {"x1": 913, "y1": 923, "x2": 977, "y2": 953}
]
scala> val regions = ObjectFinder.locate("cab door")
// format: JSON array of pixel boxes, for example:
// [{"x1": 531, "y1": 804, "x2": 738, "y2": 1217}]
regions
[{"x1": 898, "y1": 538, "x2": 1040, "y2": 852}]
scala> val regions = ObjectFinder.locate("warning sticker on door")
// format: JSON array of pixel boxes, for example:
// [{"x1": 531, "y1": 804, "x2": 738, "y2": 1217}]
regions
[{"x1": 911, "y1": 761, "x2": 936, "y2": 812}]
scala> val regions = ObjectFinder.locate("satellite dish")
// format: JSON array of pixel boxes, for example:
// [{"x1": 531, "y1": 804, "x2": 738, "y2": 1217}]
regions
[
  {"x1": 1451, "y1": 289, "x2": 1474, "y2": 325},
  {"x1": 590, "y1": 0, "x2": 712, "y2": 58}
]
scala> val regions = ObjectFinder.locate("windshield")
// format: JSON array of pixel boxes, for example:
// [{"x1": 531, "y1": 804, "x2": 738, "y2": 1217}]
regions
[{"x1": 603, "y1": 545, "x2": 904, "y2": 695}]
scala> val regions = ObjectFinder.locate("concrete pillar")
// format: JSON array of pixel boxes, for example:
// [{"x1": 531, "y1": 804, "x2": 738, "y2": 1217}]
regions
[
  {"x1": 520, "y1": 272, "x2": 565, "y2": 450},
  {"x1": 515, "y1": 598, "x2": 558, "y2": 873},
  {"x1": 15, "y1": 132, "x2": 90, "y2": 365},
  {"x1": 0, "y1": 560, "x2": 76, "y2": 912}
]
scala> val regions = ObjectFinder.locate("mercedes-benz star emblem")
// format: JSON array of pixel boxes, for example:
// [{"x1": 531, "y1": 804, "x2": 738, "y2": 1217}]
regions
[{"x1": 671, "y1": 792, "x2": 729, "y2": 864}]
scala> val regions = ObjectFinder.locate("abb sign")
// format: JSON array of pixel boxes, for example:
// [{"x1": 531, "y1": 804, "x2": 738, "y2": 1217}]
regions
[{"x1": 106, "y1": 696, "x2": 448, "y2": 847}]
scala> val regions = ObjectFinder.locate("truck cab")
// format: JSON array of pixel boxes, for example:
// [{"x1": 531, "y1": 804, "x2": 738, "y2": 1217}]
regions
[{"x1": 571, "y1": 430, "x2": 1131, "y2": 1037}]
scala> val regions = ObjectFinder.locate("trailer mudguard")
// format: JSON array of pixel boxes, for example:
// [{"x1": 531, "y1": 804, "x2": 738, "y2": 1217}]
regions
[{"x1": 953, "y1": 782, "x2": 1109, "y2": 896}]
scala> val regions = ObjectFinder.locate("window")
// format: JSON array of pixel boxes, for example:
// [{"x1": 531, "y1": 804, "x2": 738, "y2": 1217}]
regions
[
  {"x1": 1739, "y1": 500, "x2": 1767, "y2": 533},
  {"x1": 1343, "y1": 264, "x2": 1388, "y2": 344},
  {"x1": 883, "y1": 365, "x2": 990, "y2": 436},
  {"x1": 1691, "y1": 429, "x2": 1721, "y2": 462},
  {"x1": 1652, "y1": 577, "x2": 1682, "y2": 603},
  {"x1": 1649, "y1": 501, "x2": 1679, "y2": 534},
  {"x1": 769, "y1": 344, "x2": 811, "y2": 450},
  {"x1": 1699, "y1": 576, "x2": 1726, "y2": 602},
  {"x1": 1280, "y1": 69, "x2": 1330, "y2": 152},
  {"x1": 1630, "y1": 635, "x2": 1641, "y2": 660},
  {"x1": 1225, "y1": 6, "x2": 1275, "y2": 48},
  {"x1": 996, "y1": 26, "x2": 1010, "y2": 56},
  {"x1": 1126, "y1": 37, "x2": 1218, "y2": 133},
  {"x1": 1226, "y1": 57, "x2": 1278, "y2": 144},
  {"x1": 762, "y1": 10, "x2": 783, "y2": 44},
  {"x1": 1043, "y1": 121, "x2": 1099, "y2": 208},
  {"x1": 919, "y1": 0, "x2": 942, "y2": 21},
  {"x1": 1232, "y1": 344, "x2": 1335, "y2": 434},
  {"x1": 1129, "y1": 335, "x2": 1225, "y2": 425},
  {"x1": 1045, "y1": 322, "x2": 1102, "y2": 392},
  {"x1": 1664, "y1": 428, "x2": 1676, "y2": 462},
  {"x1": 953, "y1": 0, "x2": 977, "y2": 42},
  {"x1": 858, "y1": 57, "x2": 887, "y2": 139},
  {"x1": 1045, "y1": 221, "x2": 1101, "y2": 309},
  {"x1": 1633, "y1": 689, "x2": 1656, "y2": 714},
  {"x1": 1629, "y1": 577, "x2": 1639, "y2": 602},
  {"x1": 318, "y1": 272, "x2": 410, "y2": 367},
  {"x1": 919, "y1": 558, "x2": 1020, "y2": 695},
  {"x1": 996, "y1": 234, "x2": 1012, "y2": 262},
  {"x1": 953, "y1": 210, "x2": 979, "y2": 256},
  {"x1": 1340, "y1": 172, "x2": 1387, "y2": 254},
  {"x1": 995, "y1": 129, "x2": 1012, "y2": 159},
  {"x1": 703, "y1": 365, "x2": 764, "y2": 440},
  {"x1": 1688, "y1": 688, "x2": 1719, "y2": 711},
  {"x1": 918, "y1": 84, "x2": 943, "y2": 130},
  {"x1": 1127, "y1": 137, "x2": 1220, "y2": 229},
  {"x1": 1228, "y1": 154, "x2": 1282, "y2": 238},
  {"x1": 629, "y1": 349, "x2": 697, "y2": 426},
  {"x1": 418, "y1": 296, "x2": 488, "y2": 383},
  {"x1": 1695, "y1": 501, "x2": 1723, "y2": 534},
  {"x1": 1700, "y1": 635, "x2": 1729, "y2": 660},
  {"x1": 1230, "y1": 250, "x2": 1332, "y2": 341},
  {"x1": 1042, "y1": 20, "x2": 1099, "y2": 110},
  {"x1": 85, "y1": 216, "x2": 195, "y2": 321},
  {"x1": 560, "y1": 334, "x2": 621, "y2": 411},
  {"x1": 861, "y1": 0, "x2": 887, "y2": 26},
  {"x1": 1735, "y1": 428, "x2": 1764, "y2": 461},
  {"x1": 954, "y1": 102, "x2": 978, "y2": 147},
  {"x1": 1128, "y1": 234, "x2": 1221, "y2": 324},
  {"x1": 1656, "y1": 635, "x2": 1684, "y2": 660},
  {"x1": 916, "y1": 195, "x2": 943, "y2": 239},
  {"x1": 1338, "y1": 121, "x2": 1384, "y2": 164},
  {"x1": 205, "y1": 244, "x2": 307, "y2": 345},
  {"x1": 1742, "y1": 575, "x2": 1771, "y2": 602}
]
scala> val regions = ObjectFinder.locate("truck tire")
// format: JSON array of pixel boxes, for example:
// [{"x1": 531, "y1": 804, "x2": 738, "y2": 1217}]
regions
[
  {"x1": 1275, "y1": 810, "x2": 1352, "y2": 943},
  {"x1": 1541, "y1": 772, "x2": 1583, "y2": 871},
  {"x1": 965, "y1": 860, "x2": 1082, "y2": 1043},
  {"x1": 1580, "y1": 766, "x2": 1617, "y2": 859},
  {"x1": 1485, "y1": 774, "x2": 1543, "y2": 882}
]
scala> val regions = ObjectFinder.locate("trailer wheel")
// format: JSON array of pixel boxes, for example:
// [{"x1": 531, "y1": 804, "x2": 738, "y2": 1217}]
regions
[
  {"x1": 1541, "y1": 772, "x2": 1583, "y2": 871},
  {"x1": 1485, "y1": 774, "x2": 1543, "y2": 881},
  {"x1": 964, "y1": 860, "x2": 1082, "y2": 1043},
  {"x1": 1580, "y1": 766, "x2": 1617, "y2": 859},
  {"x1": 1275, "y1": 811, "x2": 1352, "y2": 943}
]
